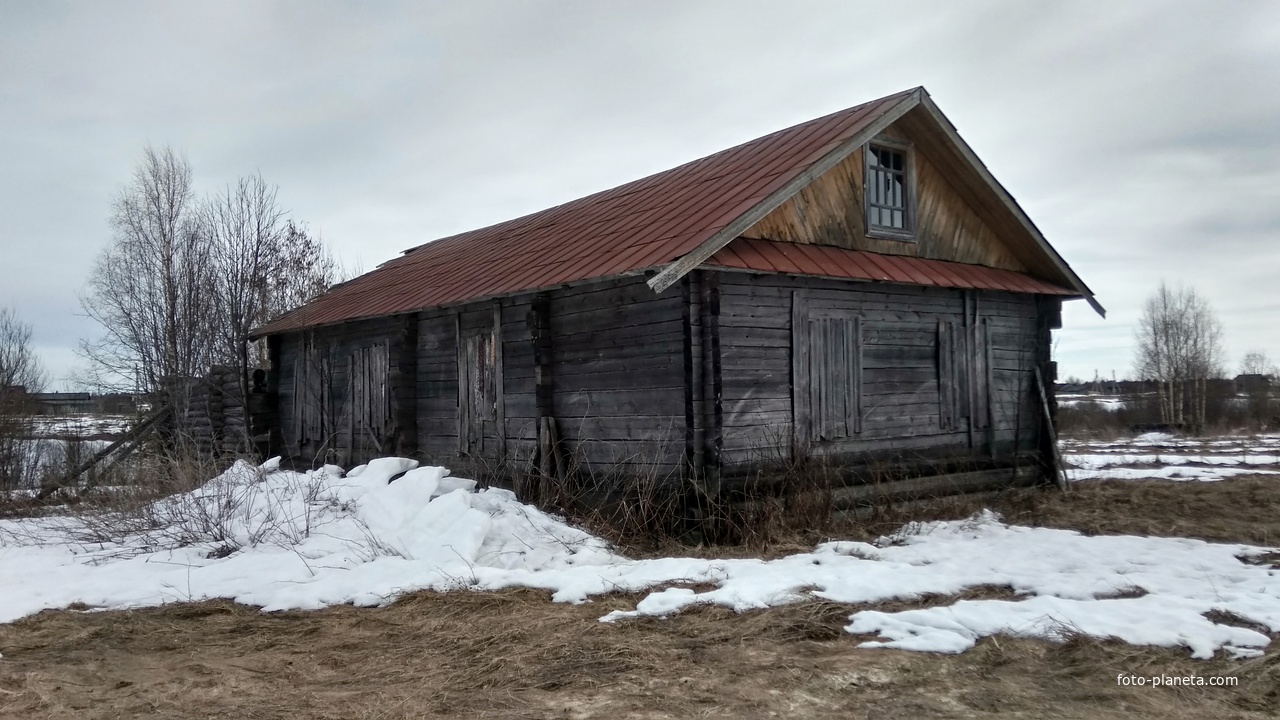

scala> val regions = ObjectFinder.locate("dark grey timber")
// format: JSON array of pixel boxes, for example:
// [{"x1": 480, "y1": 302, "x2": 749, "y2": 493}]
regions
[
  {"x1": 716, "y1": 271, "x2": 1046, "y2": 476},
  {"x1": 268, "y1": 269, "x2": 1056, "y2": 508}
]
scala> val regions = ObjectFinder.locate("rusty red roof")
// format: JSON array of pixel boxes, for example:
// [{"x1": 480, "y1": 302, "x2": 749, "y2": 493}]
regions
[
  {"x1": 254, "y1": 87, "x2": 1087, "y2": 337},
  {"x1": 709, "y1": 238, "x2": 1077, "y2": 295}
]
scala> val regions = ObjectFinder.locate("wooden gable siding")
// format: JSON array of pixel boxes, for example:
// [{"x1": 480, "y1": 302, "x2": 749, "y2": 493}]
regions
[
  {"x1": 716, "y1": 271, "x2": 1049, "y2": 469},
  {"x1": 743, "y1": 118, "x2": 1027, "y2": 272}
]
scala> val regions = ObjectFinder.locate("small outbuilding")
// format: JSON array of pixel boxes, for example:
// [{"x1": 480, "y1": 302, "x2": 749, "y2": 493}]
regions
[{"x1": 252, "y1": 87, "x2": 1101, "y2": 511}]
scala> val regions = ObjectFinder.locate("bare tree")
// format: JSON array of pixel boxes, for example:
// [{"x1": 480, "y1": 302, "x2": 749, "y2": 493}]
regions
[
  {"x1": 80, "y1": 146, "x2": 341, "y2": 452},
  {"x1": 1134, "y1": 282, "x2": 1224, "y2": 430},
  {"x1": 0, "y1": 306, "x2": 46, "y2": 490},
  {"x1": 1240, "y1": 350, "x2": 1277, "y2": 377},
  {"x1": 79, "y1": 146, "x2": 217, "y2": 412},
  {"x1": 203, "y1": 176, "x2": 339, "y2": 441}
]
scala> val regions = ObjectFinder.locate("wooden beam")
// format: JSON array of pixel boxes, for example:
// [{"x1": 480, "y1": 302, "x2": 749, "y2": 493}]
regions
[
  {"x1": 455, "y1": 311, "x2": 465, "y2": 454},
  {"x1": 705, "y1": 273, "x2": 723, "y2": 486},
  {"x1": 1033, "y1": 366, "x2": 1067, "y2": 491},
  {"x1": 646, "y1": 90, "x2": 924, "y2": 294},
  {"x1": 791, "y1": 289, "x2": 810, "y2": 449},
  {"x1": 492, "y1": 300, "x2": 506, "y2": 458},
  {"x1": 681, "y1": 274, "x2": 697, "y2": 476}
]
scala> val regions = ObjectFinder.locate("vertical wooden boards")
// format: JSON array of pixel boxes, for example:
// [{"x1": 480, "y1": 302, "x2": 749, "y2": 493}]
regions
[
  {"x1": 492, "y1": 300, "x2": 506, "y2": 458},
  {"x1": 529, "y1": 294, "x2": 553, "y2": 420},
  {"x1": 972, "y1": 317, "x2": 989, "y2": 430},
  {"x1": 792, "y1": 288, "x2": 864, "y2": 447},
  {"x1": 936, "y1": 319, "x2": 948, "y2": 430},
  {"x1": 853, "y1": 317, "x2": 863, "y2": 434},
  {"x1": 681, "y1": 274, "x2": 704, "y2": 477},
  {"x1": 808, "y1": 317, "x2": 862, "y2": 440},
  {"x1": 392, "y1": 314, "x2": 418, "y2": 457},
  {"x1": 980, "y1": 317, "x2": 995, "y2": 455},
  {"x1": 791, "y1": 289, "x2": 810, "y2": 449}
]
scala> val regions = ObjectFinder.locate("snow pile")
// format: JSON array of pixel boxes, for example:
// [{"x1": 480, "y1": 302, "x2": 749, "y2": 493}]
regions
[
  {"x1": 0, "y1": 458, "x2": 618, "y2": 619},
  {"x1": 1062, "y1": 432, "x2": 1280, "y2": 482},
  {"x1": 2, "y1": 458, "x2": 1279, "y2": 660}
]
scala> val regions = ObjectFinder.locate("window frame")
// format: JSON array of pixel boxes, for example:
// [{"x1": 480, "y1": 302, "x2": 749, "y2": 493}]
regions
[{"x1": 863, "y1": 137, "x2": 917, "y2": 242}]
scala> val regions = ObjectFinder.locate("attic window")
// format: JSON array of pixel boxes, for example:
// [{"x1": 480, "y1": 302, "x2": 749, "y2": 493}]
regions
[{"x1": 866, "y1": 144, "x2": 913, "y2": 236}]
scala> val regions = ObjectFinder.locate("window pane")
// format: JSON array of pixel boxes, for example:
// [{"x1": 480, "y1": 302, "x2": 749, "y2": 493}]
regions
[
  {"x1": 892, "y1": 152, "x2": 903, "y2": 171},
  {"x1": 892, "y1": 209, "x2": 903, "y2": 228},
  {"x1": 891, "y1": 176, "x2": 902, "y2": 206}
]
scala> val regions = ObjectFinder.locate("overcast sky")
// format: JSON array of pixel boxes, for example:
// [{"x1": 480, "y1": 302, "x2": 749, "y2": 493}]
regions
[{"x1": 2, "y1": 0, "x2": 1278, "y2": 387}]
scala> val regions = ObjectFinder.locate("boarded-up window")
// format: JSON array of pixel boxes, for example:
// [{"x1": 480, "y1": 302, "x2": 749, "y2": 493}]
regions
[
  {"x1": 458, "y1": 330, "x2": 496, "y2": 452},
  {"x1": 349, "y1": 343, "x2": 390, "y2": 441},
  {"x1": 938, "y1": 319, "x2": 991, "y2": 432},
  {"x1": 806, "y1": 317, "x2": 863, "y2": 441},
  {"x1": 293, "y1": 340, "x2": 329, "y2": 445}
]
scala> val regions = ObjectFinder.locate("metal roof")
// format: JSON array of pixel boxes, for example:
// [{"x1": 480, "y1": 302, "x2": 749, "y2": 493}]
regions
[
  {"x1": 709, "y1": 238, "x2": 1077, "y2": 295},
  {"x1": 254, "y1": 90, "x2": 917, "y2": 336},
  {"x1": 254, "y1": 87, "x2": 1086, "y2": 337}
]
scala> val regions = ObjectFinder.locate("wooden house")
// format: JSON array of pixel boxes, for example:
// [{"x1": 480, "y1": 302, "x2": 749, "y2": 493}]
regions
[{"x1": 252, "y1": 87, "x2": 1101, "y2": 508}]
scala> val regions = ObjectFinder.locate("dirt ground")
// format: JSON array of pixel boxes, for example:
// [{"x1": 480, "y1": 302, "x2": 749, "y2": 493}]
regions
[{"x1": 2, "y1": 477, "x2": 1279, "y2": 719}]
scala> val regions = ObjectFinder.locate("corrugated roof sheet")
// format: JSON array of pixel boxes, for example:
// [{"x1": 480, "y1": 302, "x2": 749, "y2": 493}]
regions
[
  {"x1": 708, "y1": 238, "x2": 1078, "y2": 295},
  {"x1": 254, "y1": 87, "x2": 1082, "y2": 337},
  {"x1": 254, "y1": 89, "x2": 916, "y2": 336}
]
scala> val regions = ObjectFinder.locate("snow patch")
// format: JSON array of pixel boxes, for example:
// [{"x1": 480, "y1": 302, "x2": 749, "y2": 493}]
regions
[{"x1": 2, "y1": 459, "x2": 1278, "y2": 660}]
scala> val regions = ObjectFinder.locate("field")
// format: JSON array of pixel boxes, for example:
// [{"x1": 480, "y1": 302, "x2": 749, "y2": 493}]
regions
[{"x1": 1, "y1": 438, "x2": 1279, "y2": 719}]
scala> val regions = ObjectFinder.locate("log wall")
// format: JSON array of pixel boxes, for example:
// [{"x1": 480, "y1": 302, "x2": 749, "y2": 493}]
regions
[{"x1": 715, "y1": 271, "x2": 1049, "y2": 473}]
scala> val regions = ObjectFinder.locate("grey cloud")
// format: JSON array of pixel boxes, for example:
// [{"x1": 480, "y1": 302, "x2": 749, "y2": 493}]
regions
[{"x1": 1, "y1": 0, "x2": 1278, "y2": 383}]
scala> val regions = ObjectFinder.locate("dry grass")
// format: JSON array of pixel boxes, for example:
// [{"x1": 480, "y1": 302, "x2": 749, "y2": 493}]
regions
[
  {"x1": 992, "y1": 475, "x2": 1280, "y2": 547},
  {"x1": 3, "y1": 476, "x2": 1280, "y2": 719},
  {"x1": 1, "y1": 587, "x2": 1276, "y2": 720}
]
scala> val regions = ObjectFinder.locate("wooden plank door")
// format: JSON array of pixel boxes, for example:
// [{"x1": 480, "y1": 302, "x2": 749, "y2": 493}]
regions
[{"x1": 458, "y1": 330, "x2": 496, "y2": 455}]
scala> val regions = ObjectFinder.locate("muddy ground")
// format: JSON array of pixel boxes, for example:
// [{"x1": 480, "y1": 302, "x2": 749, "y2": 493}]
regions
[{"x1": 2, "y1": 476, "x2": 1279, "y2": 719}]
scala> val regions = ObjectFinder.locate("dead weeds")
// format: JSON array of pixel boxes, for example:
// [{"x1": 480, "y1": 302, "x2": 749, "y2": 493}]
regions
[{"x1": 3, "y1": 476, "x2": 1280, "y2": 719}]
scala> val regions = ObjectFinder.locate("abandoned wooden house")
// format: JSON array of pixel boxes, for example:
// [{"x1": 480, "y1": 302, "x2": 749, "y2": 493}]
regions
[{"x1": 251, "y1": 86, "x2": 1102, "y2": 509}]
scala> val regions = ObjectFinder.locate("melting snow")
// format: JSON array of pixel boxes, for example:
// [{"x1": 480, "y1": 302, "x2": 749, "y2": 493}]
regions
[
  {"x1": 1, "y1": 457, "x2": 1278, "y2": 660},
  {"x1": 1061, "y1": 433, "x2": 1280, "y2": 482}
]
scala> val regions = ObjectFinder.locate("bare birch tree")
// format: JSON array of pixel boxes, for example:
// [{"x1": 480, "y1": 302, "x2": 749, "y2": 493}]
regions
[
  {"x1": 204, "y1": 175, "x2": 338, "y2": 439},
  {"x1": 1134, "y1": 282, "x2": 1224, "y2": 430},
  {"x1": 0, "y1": 306, "x2": 46, "y2": 490},
  {"x1": 79, "y1": 146, "x2": 217, "y2": 411},
  {"x1": 81, "y1": 146, "x2": 340, "y2": 449}
]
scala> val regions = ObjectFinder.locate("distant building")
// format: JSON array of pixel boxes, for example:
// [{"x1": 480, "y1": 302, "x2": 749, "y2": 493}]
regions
[
  {"x1": 25, "y1": 392, "x2": 138, "y2": 416},
  {"x1": 1235, "y1": 374, "x2": 1272, "y2": 395}
]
